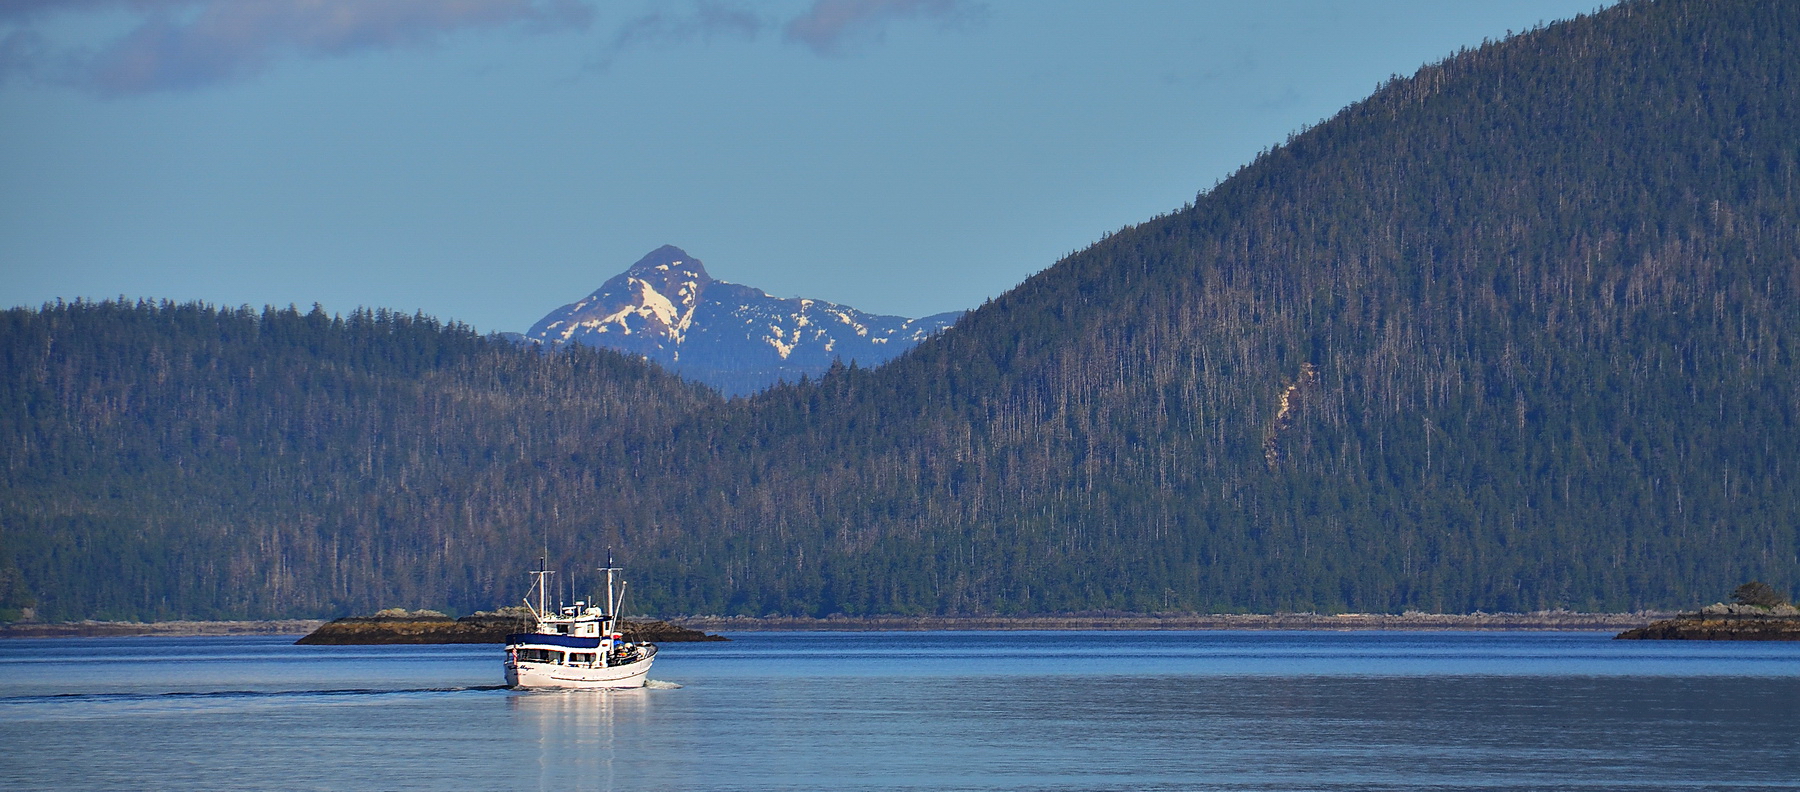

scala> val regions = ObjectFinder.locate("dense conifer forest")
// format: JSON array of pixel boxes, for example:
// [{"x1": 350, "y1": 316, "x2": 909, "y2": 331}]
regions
[
  {"x1": 3, "y1": 0, "x2": 1796, "y2": 620},
  {"x1": 0, "y1": 302, "x2": 715, "y2": 619}
]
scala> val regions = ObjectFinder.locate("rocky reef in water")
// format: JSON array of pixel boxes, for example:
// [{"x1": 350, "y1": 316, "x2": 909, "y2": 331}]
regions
[
  {"x1": 1615, "y1": 603, "x2": 1800, "y2": 641},
  {"x1": 295, "y1": 607, "x2": 726, "y2": 645}
]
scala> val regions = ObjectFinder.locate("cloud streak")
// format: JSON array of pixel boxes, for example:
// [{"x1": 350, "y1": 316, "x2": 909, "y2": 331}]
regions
[
  {"x1": 1, "y1": 0, "x2": 594, "y2": 95},
  {"x1": 592, "y1": 0, "x2": 981, "y2": 72},
  {"x1": 784, "y1": 0, "x2": 980, "y2": 56},
  {"x1": 613, "y1": 1, "x2": 762, "y2": 49},
  {"x1": 2, "y1": 0, "x2": 989, "y2": 92}
]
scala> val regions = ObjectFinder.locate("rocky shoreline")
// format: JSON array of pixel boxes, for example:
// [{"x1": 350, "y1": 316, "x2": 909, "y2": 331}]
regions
[
  {"x1": 1614, "y1": 604, "x2": 1800, "y2": 640},
  {"x1": 672, "y1": 611, "x2": 1671, "y2": 632},
  {"x1": 295, "y1": 610, "x2": 727, "y2": 644},
  {"x1": 0, "y1": 619, "x2": 326, "y2": 638}
]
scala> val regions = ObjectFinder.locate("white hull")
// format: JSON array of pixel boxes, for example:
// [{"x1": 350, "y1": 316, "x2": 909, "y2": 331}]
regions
[
  {"x1": 507, "y1": 563, "x2": 656, "y2": 690},
  {"x1": 506, "y1": 646, "x2": 656, "y2": 689}
]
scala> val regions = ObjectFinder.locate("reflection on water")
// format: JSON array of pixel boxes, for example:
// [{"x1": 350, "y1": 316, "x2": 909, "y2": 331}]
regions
[{"x1": 511, "y1": 688, "x2": 653, "y2": 792}]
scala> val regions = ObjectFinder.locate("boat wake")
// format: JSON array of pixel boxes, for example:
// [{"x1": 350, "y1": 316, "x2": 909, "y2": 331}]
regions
[
  {"x1": 643, "y1": 679, "x2": 682, "y2": 689},
  {"x1": 0, "y1": 685, "x2": 512, "y2": 705}
]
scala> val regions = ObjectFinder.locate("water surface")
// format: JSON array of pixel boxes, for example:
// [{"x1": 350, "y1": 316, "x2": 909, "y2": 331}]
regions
[{"x1": 2, "y1": 631, "x2": 1796, "y2": 790}]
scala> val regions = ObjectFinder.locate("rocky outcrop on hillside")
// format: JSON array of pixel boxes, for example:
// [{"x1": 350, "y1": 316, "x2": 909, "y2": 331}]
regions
[{"x1": 294, "y1": 608, "x2": 726, "y2": 644}]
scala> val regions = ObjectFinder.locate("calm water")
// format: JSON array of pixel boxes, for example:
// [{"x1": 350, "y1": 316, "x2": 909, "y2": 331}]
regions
[{"x1": 2, "y1": 631, "x2": 1797, "y2": 791}]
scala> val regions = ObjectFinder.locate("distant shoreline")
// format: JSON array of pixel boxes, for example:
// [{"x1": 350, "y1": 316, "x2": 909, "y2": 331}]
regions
[
  {"x1": 0, "y1": 620, "x2": 326, "y2": 638},
  {"x1": 2, "y1": 611, "x2": 1675, "y2": 639},
  {"x1": 672, "y1": 612, "x2": 1672, "y2": 632}
]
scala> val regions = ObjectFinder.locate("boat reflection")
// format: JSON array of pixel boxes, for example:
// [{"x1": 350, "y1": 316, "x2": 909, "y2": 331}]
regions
[{"x1": 509, "y1": 688, "x2": 656, "y2": 790}]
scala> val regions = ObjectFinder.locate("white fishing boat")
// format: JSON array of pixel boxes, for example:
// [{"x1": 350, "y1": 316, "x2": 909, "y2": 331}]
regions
[{"x1": 504, "y1": 562, "x2": 656, "y2": 689}]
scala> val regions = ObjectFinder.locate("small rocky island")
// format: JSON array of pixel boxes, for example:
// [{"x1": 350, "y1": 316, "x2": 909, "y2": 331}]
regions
[
  {"x1": 1616, "y1": 582, "x2": 1800, "y2": 641},
  {"x1": 296, "y1": 607, "x2": 726, "y2": 645}
]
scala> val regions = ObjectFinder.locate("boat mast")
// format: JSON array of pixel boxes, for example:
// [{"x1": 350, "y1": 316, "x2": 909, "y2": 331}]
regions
[
  {"x1": 526, "y1": 558, "x2": 554, "y2": 620},
  {"x1": 600, "y1": 552, "x2": 622, "y2": 632}
]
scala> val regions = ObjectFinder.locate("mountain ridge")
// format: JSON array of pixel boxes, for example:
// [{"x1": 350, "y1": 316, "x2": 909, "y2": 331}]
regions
[{"x1": 526, "y1": 245, "x2": 962, "y2": 396}]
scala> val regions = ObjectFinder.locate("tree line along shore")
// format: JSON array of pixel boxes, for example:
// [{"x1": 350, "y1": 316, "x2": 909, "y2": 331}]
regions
[{"x1": 1, "y1": 611, "x2": 1677, "y2": 639}]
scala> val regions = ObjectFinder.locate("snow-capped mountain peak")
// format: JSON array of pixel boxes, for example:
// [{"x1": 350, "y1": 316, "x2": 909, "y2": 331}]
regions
[
  {"x1": 533, "y1": 245, "x2": 711, "y2": 351},
  {"x1": 526, "y1": 246, "x2": 962, "y2": 395}
]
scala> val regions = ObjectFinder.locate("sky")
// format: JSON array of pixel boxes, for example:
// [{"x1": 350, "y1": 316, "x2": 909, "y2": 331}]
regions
[{"x1": 1, "y1": 0, "x2": 1614, "y2": 334}]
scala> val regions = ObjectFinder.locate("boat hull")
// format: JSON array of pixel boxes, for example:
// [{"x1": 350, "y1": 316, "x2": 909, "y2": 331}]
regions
[{"x1": 505, "y1": 641, "x2": 657, "y2": 689}]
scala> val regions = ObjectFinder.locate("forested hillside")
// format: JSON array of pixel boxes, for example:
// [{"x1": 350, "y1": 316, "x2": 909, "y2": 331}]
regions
[
  {"x1": 0, "y1": 301, "x2": 715, "y2": 619},
  {"x1": 618, "y1": 0, "x2": 1799, "y2": 616},
  {"x1": 4, "y1": 0, "x2": 1796, "y2": 620}
]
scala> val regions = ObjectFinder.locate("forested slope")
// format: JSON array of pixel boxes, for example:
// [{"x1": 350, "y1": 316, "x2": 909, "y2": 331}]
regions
[
  {"x1": 627, "y1": 0, "x2": 1800, "y2": 615},
  {"x1": 0, "y1": 301, "x2": 715, "y2": 619},
  {"x1": 4, "y1": 0, "x2": 1796, "y2": 620}
]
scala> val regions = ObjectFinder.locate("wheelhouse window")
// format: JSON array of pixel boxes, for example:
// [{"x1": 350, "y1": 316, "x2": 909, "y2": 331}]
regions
[
  {"x1": 569, "y1": 653, "x2": 596, "y2": 665},
  {"x1": 516, "y1": 648, "x2": 564, "y2": 664}
]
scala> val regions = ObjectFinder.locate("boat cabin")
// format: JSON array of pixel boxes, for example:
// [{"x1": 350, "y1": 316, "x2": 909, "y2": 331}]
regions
[{"x1": 542, "y1": 601, "x2": 610, "y2": 637}]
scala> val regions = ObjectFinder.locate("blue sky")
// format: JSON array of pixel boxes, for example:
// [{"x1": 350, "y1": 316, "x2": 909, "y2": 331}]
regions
[{"x1": 1, "y1": 0, "x2": 1612, "y2": 334}]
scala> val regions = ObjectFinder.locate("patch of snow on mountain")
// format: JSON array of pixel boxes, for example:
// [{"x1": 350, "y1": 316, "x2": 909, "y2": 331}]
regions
[{"x1": 630, "y1": 279, "x2": 679, "y2": 326}]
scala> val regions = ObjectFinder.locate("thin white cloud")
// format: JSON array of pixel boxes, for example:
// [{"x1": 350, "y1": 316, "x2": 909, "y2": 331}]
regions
[
  {"x1": 592, "y1": 0, "x2": 979, "y2": 71},
  {"x1": 2, "y1": 0, "x2": 989, "y2": 92},
  {"x1": 613, "y1": 1, "x2": 762, "y2": 49},
  {"x1": 0, "y1": 0, "x2": 594, "y2": 95},
  {"x1": 783, "y1": 0, "x2": 981, "y2": 57}
]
